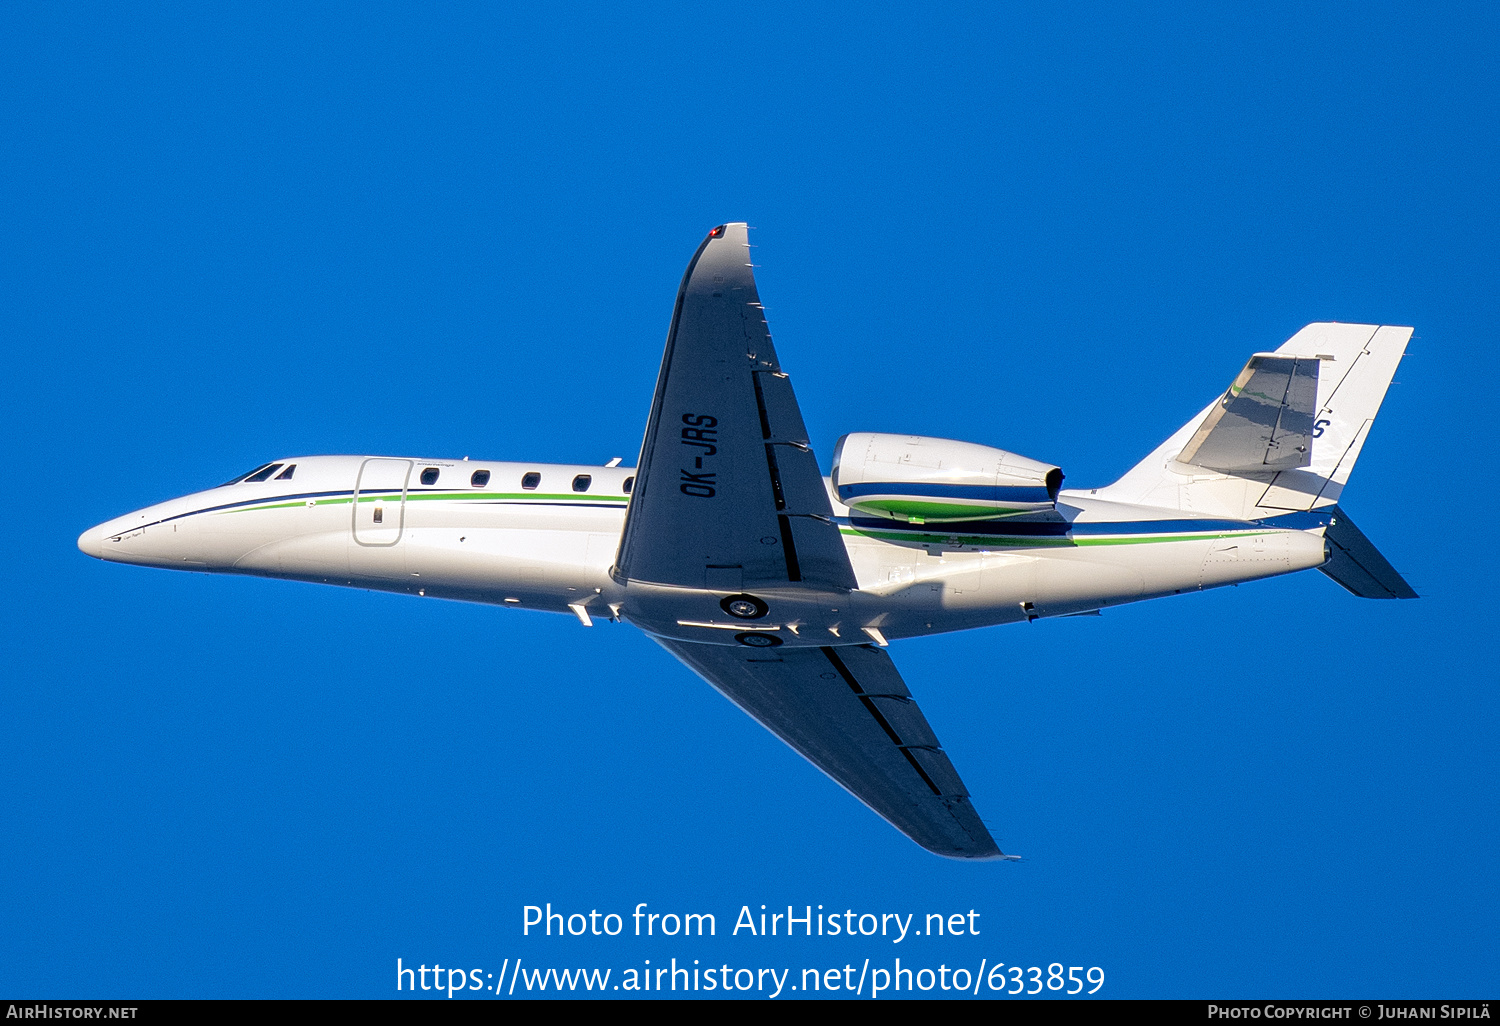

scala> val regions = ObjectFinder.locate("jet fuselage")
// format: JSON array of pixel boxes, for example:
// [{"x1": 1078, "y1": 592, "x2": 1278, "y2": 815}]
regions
[{"x1": 79, "y1": 453, "x2": 1329, "y2": 646}]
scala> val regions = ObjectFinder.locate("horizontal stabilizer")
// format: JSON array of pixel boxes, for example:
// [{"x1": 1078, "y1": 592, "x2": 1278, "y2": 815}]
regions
[
  {"x1": 1320, "y1": 506, "x2": 1417, "y2": 599},
  {"x1": 1176, "y1": 354, "x2": 1321, "y2": 473}
]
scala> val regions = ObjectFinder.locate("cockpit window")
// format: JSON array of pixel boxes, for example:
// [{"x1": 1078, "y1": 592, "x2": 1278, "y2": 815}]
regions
[
  {"x1": 220, "y1": 463, "x2": 274, "y2": 487},
  {"x1": 244, "y1": 464, "x2": 284, "y2": 483},
  {"x1": 275, "y1": 464, "x2": 296, "y2": 480},
  {"x1": 521, "y1": 472, "x2": 541, "y2": 490},
  {"x1": 623, "y1": 476, "x2": 635, "y2": 494},
  {"x1": 471, "y1": 469, "x2": 490, "y2": 487},
  {"x1": 420, "y1": 467, "x2": 440, "y2": 486},
  {"x1": 572, "y1": 474, "x2": 592, "y2": 492}
]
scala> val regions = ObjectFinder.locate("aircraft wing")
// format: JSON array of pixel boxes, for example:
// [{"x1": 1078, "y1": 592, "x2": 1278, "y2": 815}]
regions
[
  {"x1": 615, "y1": 223, "x2": 857, "y2": 592},
  {"x1": 655, "y1": 637, "x2": 1007, "y2": 860}
]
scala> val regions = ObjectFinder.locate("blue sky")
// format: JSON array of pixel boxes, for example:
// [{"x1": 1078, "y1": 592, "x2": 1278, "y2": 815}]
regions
[{"x1": 3, "y1": 2, "x2": 1496, "y2": 999}]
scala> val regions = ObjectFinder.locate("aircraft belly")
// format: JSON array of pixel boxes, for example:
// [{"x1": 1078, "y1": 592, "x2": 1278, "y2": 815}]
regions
[
  {"x1": 839, "y1": 528, "x2": 1326, "y2": 637},
  {"x1": 621, "y1": 581, "x2": 856, "y2": 646},
  {"x1": 617, "y1": 524, "x2": 1329, "y2": 645},
  {"x1": 239, "y1": 530, "x2": 351, "y2": 577},
  {"x1": 1027, "y1": 552, "x2": 1145, "y2": 615},
  {"x1": 406, "y1": 529, "x2": 576, "y2": 584},
  {"x1": 187, "y1": 505, "x2": 332, "y2": 572}
]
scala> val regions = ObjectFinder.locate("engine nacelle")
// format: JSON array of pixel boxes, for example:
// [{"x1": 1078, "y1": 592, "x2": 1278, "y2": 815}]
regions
[{"x1": 831, "y1": 432, "x2": 1063, "y2": 523}]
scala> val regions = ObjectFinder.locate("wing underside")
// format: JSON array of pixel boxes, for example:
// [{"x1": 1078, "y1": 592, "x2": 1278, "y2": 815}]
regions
[
  {"x1": 614, "y1": 222, "x2": 855, "y2": 592},
  {"x1": 655, "y1": 637, "x2": 1006, "y2": 860}
]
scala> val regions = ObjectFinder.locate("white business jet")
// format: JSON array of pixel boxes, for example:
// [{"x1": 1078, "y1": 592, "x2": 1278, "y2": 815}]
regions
[{"x1": 79, "y1": 224, "x2": 1415, "y2": 860}]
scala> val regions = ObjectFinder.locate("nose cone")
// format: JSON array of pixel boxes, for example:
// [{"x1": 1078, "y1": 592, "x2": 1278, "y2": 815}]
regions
[
  {"x1": 78, "y1": 524, "x2": 108, "y2": 560},
  {"x1": 78, "y1": 495, "x2": 213, "y2": 568},
  {"x1": 78, "y1": 509, "x2": 155, "y2": 563}
]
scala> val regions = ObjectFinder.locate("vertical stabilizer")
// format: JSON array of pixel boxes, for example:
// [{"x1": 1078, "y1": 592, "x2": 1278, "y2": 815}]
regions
[{"x1": 1095, "y1": 323, "x2": 1411, "y2": 521}]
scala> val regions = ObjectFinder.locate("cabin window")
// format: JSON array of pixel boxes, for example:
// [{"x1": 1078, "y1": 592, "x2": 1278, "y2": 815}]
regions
[
  {"x1": 420, "y1": 467, "x2": 440, "y2": 486},
  {"x1": 275, "y1": 464, "x2": 296, "y2": 480},
  {"x1": 245, "y1": 464, "x2": 283, "y2": 483},
  {"x1": 470, "y1": 469, "x2": 490, "y2": 487},
  {"x1": 622, "y1": 476, "x2": 635, "y2": 494},
  {"x1": 521, "y1": 472, "x2": 541, "y2": 490},
  {"x1": 572, "y1": 474, "x2": 592, "y2": 492},
  {"x1": 373, "y1": 507, "x2": 384, "y2": 524}
]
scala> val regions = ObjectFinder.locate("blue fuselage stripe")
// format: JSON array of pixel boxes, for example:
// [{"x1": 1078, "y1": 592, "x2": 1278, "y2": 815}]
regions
[
  {"x1": 843, "y1": 512, "x2": 1331, "y2": 538},
  {"x1": 838, "y1": 482, "x2": 1052, "y2": 502},
  {"x1": 124, "y1": 488, "x2": 1334, "y2": 541},
  {"x1": 120, "y1": 489, "x2": 629, "y2": 533}
]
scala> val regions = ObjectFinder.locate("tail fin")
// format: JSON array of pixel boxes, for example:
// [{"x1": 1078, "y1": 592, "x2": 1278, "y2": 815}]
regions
[{"x1": 1095, "y1": 323, "x2": 1411, "y2": 521}]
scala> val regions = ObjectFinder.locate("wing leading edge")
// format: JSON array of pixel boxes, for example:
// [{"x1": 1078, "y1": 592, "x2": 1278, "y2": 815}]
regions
[{"x1": 655, "y1": 638, "x2": 1007, "y2": 860}]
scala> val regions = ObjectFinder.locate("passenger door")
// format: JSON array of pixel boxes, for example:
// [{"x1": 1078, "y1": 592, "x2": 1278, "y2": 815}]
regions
[{"x1": 353, "y1": 458, "x2": 412, "y2": 546}]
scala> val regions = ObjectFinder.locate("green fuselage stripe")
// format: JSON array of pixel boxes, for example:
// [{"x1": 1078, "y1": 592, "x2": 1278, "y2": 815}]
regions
[
  {"x1": 839, "y1": 526, "x2": 1274, "y2": 548},
  {"x1": 216, "y1": 492, "x2": 630, "y2": 515},
  {"x1": 210, "y1": 492, "x2": 1278, "y2": 551}
]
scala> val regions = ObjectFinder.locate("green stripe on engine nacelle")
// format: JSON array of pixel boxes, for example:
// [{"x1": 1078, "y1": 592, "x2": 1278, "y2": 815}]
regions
[{"x1": 850, "y1": 498, "x2": 1035, "y2": 522}]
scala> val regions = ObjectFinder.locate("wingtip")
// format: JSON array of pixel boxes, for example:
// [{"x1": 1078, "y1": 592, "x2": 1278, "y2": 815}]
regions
[
  {"x1": 930, "y1": 841, "x2": 1016, "y2": 862},
  {"x1": 704, "y1": 221, "x2": 749, "y2": 242}
]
